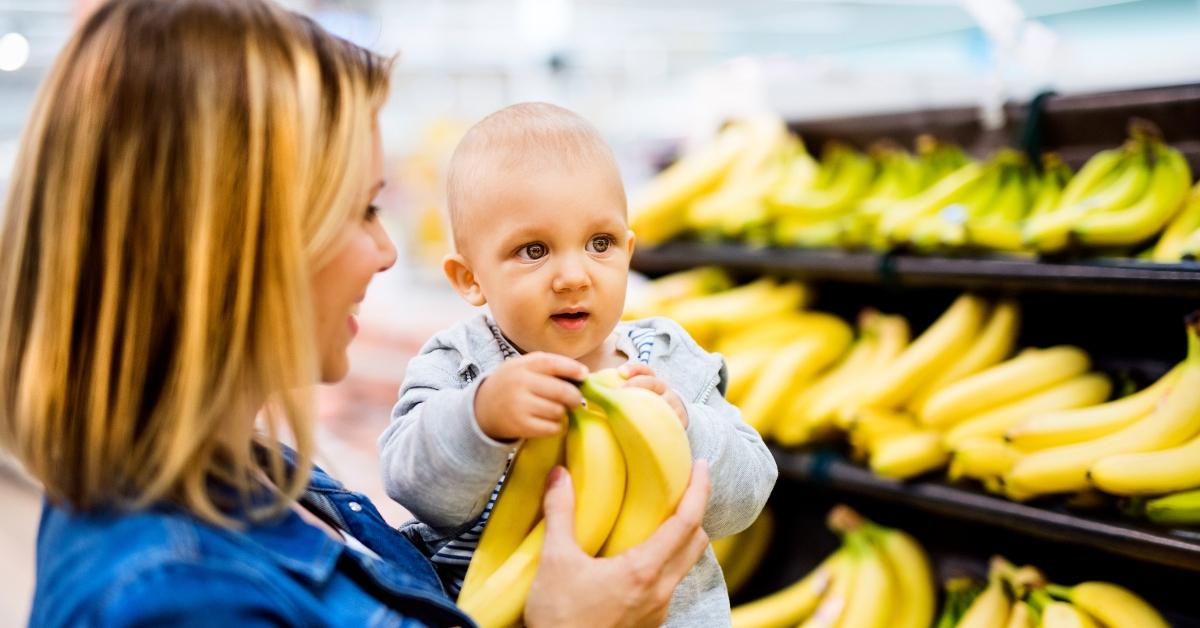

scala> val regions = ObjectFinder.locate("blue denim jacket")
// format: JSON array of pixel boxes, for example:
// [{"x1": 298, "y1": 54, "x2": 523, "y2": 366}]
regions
[{"x1": 30, "y1": 461, "x2": 476, "y2": 627}]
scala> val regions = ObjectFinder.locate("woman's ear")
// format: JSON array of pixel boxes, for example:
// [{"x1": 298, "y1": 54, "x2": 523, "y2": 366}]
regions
[{"x1": 443, "y1": 253, "x2": 487, "y2": 306}]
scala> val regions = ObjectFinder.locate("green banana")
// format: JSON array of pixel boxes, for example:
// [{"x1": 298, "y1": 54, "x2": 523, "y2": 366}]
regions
[
  {"x1": 1074, "y1": 139, "x2": 1192, "y2": 247},
  {"x1": 1023, "y1": 142, "x2": 1142, "y2": 251},
  {"x1": 1144, "y1": 487, "x2": 1200, "y2": 525},
  {"x1": 1152, "y1": 180, "x2": 1200, "y2": 261}
]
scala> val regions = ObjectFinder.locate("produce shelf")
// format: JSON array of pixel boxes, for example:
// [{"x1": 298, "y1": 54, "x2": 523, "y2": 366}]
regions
[
  {"x1": 773, "y1": 446, "x2": 1200, "y2": 573},
  {"x1": 632, "y1": 241, "x2": 1200, "y2": 297}
]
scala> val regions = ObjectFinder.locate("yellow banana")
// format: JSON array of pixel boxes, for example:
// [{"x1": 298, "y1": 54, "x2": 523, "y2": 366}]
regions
[
  {"x1": 1074, "y1": 140, "x2": 1192, "y2": 247},
  {"x1": 869, "y1": 430, "x2": 948, "y2": 480},
  {"x1": 958, "y1": 564, "x2": 1011, "y2": 628},
  {"x1": 687, "y1": 116, "x2": 789, "y2": 232},
  {"x1": 920, "y1": 346, "x2": 1091, "y2": 429},
  {"x1": 847, "y1": 409, "x2": 920, "y2": 460},
  {"x1": 1004, "y1": 363, "x2": 1181, "y2": 452},
  {"x1": 667, "y1": 279, "x2": 808, "y2": 347},
  {"x1": 834, "y1": 313, "x2": 911, "y2": 428},
  {"x1": 909, "y1": 299, "x2": 1020, "y2": 416},
  {"x1": 582, "y1": 379, "x2": 692, "y2": 557},
  {"x1": 1089, "y1": 427, "x2": 1200, "y2": 495},
  {"x1": 723, "y1": 348, "x2": 775, "y2": 406},
  {"x1": 864, "y1": 525, "x2": 934, "y2": 628},
  {"x1": 798, "y1": 550, "x2": 856, "y2": 628},
  {"x1": 948, "y1": 436, "x2": 1022, "y2": 483},
  {"x1": 774, "y1": 317, "x2": 883, "y2": 445},
  {"x1": 769, "y1": 143, "x2": 876, "y2": 218},
  {"x1": 1180, "y1": 225, "x2": 1200, "y2": 259},
  {"x1": 689, "y1": 160, "x2": 787, "y2": 236},
  {"x1": 731, "y1": 551, "x2": 842, "y2": 628},
  {"x1": 458, "y1": 520, "x2": 546, "y2": 627},
  {"x1": 835, "y1": 530, "x2": 894, "y2": 628},
  {"x1": 1045, "y1": 582, "x2": 1167, "y2": 628},
  {"x1": 459, "y1": 431, "x2": 564, "y2": 598},
  {"x1": 623, "y1": 266, "x2": 732, "y2": 320},
  {"x1": 853, "y1": 294, "x2": 988, "y2": 413},
  {"x1": 1007, "y1": 318, "x2": 1200, "y2": 497},
  {"x1": 563, "y1": 406, "x2": 626, "y2": 553},
  {"x1": 1023, "y1": 144, "x2": 1137, "y2": 251},
  {"x1": 721, "y1": 508, "x2": 775, "y2": 596},
  {"x1": 740, "y1": 327, "x2": 853, "y2": 435},
  {"x1": 1003, "y1": 600, "x2": 1035, "y2": 628},
  {"x1": 942, "y1": 373, "x2": 1112, "y2": 449},
  {"x1": 967, "y1": 161, "x2": 1032, "y2": 252},
  {"x1": 878, "y1": 162, "x2": 986, "y2": 244},
  {"x1": 459, "y1": 405, "x2": 625, "y2": 627},
  {"x1": 630, "y1": 123, "x2": 751, "y2": 245},
  {"x1": 716, "y1": 310, "x2": 850, "y2": 356},
  {"x1": 1041, "y1": 602, "x2": 1097, "y2": 628},
  {"x1": 1152, "y1": 180, "x2": 1200, "y2": 262},
  {"x1": 711, "y1": 532, "x2": 737, "y2": 568}
]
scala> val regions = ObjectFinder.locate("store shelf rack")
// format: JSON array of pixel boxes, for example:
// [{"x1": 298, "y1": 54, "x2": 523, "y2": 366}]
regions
[
  {"x1": 632, "y1": 241, "x2": 1200, "y2": 297},
  {"x1": 773, "y1": 446, "x2": 1200, "y2": 573}
]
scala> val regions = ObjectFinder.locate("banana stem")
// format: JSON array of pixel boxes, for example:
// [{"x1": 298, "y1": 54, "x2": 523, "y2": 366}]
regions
[
  {"x1": 1027, "y1": 588, "x2": 1055, "y2": 613},
  {"x1": 1185, "y1": 312, "x2": 1200, "y2": 364},
  {"x1": 825, "y1": 504, "x2": 867, "y2": 534},
  {"x1": 1044, "y1": 583, "x2": 1074, "y2": 601},
  {"x1": 988, "y1": 555, "x2": 1017, "y2": 580}
]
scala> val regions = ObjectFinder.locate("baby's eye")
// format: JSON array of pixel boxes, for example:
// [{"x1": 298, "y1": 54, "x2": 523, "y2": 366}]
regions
[
  {"x1": 365, "y1": 204, "x2": 380, "y2": 221},
  {"x1": 518, "y1": 242, "x2": 548, "y2": 260},
  {"x1": 587, "y1": 235, "x2": 613, "y2": 254}
]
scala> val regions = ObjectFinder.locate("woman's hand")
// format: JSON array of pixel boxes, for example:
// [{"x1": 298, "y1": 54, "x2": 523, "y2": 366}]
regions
[{"x1": 523, "y1": 461, "x2": 711, "y2": 628}]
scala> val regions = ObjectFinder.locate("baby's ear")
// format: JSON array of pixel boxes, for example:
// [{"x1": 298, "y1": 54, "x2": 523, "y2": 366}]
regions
[
  {"x1": 625, "y1": 229, "x2": 636, "y2": 257},
  {"x1": 443, "y1": 253, "x2": 487, "y2": 306}
]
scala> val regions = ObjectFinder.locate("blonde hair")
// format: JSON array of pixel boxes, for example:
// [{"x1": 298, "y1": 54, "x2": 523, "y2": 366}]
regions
[
  {"x1": 0, "y1": 0, "x2": 391, "y2": 525},
  {"x1": 446, "y1": 102, "x2": 625, "y2": 251}
]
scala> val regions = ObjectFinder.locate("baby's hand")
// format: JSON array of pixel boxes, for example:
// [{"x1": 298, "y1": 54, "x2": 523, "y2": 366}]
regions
[
  {"x1": 475, "y1": 352, "x2": 588, "y2": 441},
  {"x1": 618, "y1": 363, "x2": 688, "y2": 429}
]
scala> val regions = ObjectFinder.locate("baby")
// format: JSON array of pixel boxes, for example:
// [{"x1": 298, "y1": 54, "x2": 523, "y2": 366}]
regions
[{"x1": 379, "y1": 102, "x2": 777, "y2": 626}]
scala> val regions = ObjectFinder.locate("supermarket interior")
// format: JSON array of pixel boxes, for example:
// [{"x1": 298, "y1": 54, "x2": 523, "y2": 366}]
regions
[{"x1": 4, "y1": 0, "x2": 1200, "y2": 626}]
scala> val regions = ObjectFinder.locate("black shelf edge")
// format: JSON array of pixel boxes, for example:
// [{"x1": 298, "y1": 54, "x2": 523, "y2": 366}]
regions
[
  {"x1": 774, "y1": 447, "x2": 1200, "y2": 573},
  {"x1": 632, "y1": 241, "x2": 1200, "y2": 297}
]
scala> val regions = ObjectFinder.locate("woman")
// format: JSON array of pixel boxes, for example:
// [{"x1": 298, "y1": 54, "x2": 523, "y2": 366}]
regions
[{"x1": 0, "y1": 1, "x2": 710, "y2": 626}]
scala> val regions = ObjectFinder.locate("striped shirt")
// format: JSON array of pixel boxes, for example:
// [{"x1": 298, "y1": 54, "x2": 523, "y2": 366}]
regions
[{"x1": 429, "y1": 322, "x2": 655, "y2": 595}]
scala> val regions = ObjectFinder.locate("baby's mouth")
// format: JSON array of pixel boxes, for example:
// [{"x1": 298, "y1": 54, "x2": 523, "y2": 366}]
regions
[{"x1": 551, "y1": 310, "x2": 590, "y2": 330}]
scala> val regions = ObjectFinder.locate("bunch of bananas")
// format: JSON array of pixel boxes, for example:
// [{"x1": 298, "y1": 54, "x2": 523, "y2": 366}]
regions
[
  {"x1": 631, "y1": 116, "x2": 1200, "y2": 261},
  {"x1": 456, "y1": 370, "x2": 691, "y2": 628},
  {"x1": 773, "y1": 293, "x2": 1116, "y2": 485},
  {"x1": 629, "y1": 114, "x2": 815, "y2": 245},
  {"x1": 989, "y1": 315, "x2": 1200, "y2": 501},
  {"x1": 1149, "y1": 179, "x2": 1200, "y2": 262},
  {"x1": 1026, "y1": 121, "x2": 1193, "y2": 254},
  {"x1": 938, "y1": 556, "x2": 1167, "y2": 627},
  {"x1": 731, "y1": 505, "x2": 934, "y2": 628}
]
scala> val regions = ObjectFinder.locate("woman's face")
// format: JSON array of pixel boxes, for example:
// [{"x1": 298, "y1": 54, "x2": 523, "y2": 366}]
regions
[{"x1": 310, "y1": 127, "x2": 397, "y2": 383}]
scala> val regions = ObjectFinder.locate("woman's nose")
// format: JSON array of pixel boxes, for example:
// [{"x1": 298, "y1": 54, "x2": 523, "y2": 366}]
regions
[{"x1": 373, "y1": 223, "x2": 398, "y2": 272}]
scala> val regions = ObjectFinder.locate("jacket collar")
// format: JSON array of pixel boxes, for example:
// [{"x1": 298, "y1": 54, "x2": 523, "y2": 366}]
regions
[{"x1": 230, "y1": 505, "x2": 344, "y2": 586}]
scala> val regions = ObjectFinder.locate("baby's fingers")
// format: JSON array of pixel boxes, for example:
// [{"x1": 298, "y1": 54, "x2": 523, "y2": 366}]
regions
[{"x1": 622, "y1": 375, "x2": 667, "y2": 395}]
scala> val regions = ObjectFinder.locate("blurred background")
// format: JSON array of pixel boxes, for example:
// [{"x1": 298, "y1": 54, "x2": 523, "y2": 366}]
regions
[{"x1": 3, "y1": 0, "x2": 1200, "y2": 624}]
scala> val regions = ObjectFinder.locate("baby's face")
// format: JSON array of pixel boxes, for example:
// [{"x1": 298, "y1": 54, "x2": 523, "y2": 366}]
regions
[{"x1": 460, "y1": 164, "x2": 632, "y2": 362}]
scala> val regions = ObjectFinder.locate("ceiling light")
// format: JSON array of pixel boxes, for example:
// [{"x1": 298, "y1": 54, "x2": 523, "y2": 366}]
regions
[{"x1": 0, "y1": 33, "x2": 29, "y2": 72}]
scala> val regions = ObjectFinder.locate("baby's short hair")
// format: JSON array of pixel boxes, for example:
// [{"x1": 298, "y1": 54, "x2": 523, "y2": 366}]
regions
[{"x1": 446, "y1": 102, "x2": 623, "y2": 251}]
